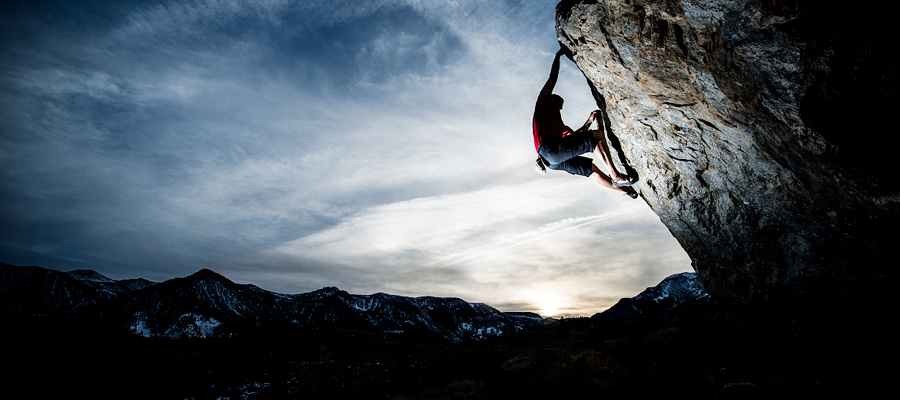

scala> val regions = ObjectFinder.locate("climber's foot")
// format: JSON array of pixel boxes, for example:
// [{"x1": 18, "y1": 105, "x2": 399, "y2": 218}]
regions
[
  {"x1": 624, "y1": 187, "x2": 638, "y2": 199},
  {"x1": 612, "y1": 175, "x2": 636, "y2": 188}
]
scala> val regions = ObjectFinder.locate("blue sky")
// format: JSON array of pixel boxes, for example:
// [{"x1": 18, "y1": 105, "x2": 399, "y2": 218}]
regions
[{"x1": 1, "y1": 0, "x2": 690, "y2": 317}]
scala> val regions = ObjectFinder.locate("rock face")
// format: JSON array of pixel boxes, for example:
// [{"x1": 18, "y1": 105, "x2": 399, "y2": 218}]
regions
[{"x1": 556, "y1": 0, "x2": 899, "y2": 309}]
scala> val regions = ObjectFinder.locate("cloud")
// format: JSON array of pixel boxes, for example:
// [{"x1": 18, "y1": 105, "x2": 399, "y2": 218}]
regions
[
  {"x1": 270, "y1": 178, "x2": 690, "y2": 315},
  {"x1": 0, "y1": 0, "x2": 691, "y2": 316}
]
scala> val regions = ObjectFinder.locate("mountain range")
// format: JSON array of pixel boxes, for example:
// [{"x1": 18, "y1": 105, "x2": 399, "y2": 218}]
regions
[{"x1": 0, "y1": 262, "x2": 707, "y2": 342}]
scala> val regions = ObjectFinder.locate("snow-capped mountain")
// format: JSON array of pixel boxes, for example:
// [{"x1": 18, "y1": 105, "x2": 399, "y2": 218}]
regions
[
  {"x1": 0, "y1": 264, "x2": 536, "y2": 342},
  {"x1": 591, "y1": 272, "x2": 711, "y2": 323}
]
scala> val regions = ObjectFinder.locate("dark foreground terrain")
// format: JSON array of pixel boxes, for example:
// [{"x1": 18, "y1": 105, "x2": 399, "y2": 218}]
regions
[{"x1": 5, "y1": 304, "x2": 894, "y2": 400}]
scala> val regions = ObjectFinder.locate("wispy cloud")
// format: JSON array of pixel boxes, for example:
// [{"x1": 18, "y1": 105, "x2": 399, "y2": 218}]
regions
[{"x1": 271, "y1": 179, "x2": 689, "y2": 315}]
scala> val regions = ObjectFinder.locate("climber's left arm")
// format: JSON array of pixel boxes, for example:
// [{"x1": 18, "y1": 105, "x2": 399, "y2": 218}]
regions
[{"x1": 575, "y1": 110, "x2": 600, "y2": 132}]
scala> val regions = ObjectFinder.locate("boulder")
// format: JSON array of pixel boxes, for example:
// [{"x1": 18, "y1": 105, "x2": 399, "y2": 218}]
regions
[{"x1": 556, "y1": 0, "x2": 899, "y2": 310}]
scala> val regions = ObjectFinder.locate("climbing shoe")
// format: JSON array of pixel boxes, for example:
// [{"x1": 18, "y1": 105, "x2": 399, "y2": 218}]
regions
[
  {"x1": 624, "y1": 187, "x2": 638, "y2": 199},
  {"x1": 534, "y1": 157, "x2": 547, "y2": 176},
  {"x1": 612, "y1": 175, "x2": 636, "y2": 188}
]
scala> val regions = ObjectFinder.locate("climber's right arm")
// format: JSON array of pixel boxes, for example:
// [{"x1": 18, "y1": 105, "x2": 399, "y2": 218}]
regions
[{"x1": 540, "y1": 48, "x2": 567, "y2": 96}]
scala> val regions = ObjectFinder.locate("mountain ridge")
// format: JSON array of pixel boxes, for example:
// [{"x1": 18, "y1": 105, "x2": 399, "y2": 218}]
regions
[
  {"x1": 0, "y1": 263, "x2": 704, "y2": 343},
  {"x1": 592, "y1": 271, "x2": 711, "y2": 323},
  {"x1": 0, "y1": 263, "x2": 551, "y2": 342}
]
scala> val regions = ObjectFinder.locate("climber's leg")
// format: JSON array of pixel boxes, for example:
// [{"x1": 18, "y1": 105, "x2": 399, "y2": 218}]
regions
[
  {"x1": 590, "y1": 127, "x2": 625, "y2": 182},
  {"x1": 590, "y1": 128, "x2": 635, "y2": 187},
  {"x1": 588, "y1": 164, "x2": 627, "y2": 193}
]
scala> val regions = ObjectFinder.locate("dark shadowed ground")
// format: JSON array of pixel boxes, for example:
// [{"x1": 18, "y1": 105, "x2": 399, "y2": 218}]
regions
[{"x1": 5, "y1": 302, "x2": 895, "y2": 399}]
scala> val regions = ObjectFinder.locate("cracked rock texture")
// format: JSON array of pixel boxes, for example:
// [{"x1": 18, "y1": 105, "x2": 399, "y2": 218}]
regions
[{"x1": 556, "y1": 0, "x2": 899, "y2": 309}]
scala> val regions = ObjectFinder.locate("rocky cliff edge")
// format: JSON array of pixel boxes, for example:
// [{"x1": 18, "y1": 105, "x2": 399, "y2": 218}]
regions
[{"x1": 556, "y1": 0, "x2": 899, "y2": 311}]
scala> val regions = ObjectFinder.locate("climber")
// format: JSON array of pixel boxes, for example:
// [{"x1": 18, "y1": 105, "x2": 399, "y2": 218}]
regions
[{"x1": 533, "y1": 47, "x2": 637, "y2": 198}]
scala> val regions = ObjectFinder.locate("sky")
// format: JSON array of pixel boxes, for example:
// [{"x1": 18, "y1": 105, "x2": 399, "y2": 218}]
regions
[{"x1": 0, "y1": 0, "x2": 691, "y2": 317}]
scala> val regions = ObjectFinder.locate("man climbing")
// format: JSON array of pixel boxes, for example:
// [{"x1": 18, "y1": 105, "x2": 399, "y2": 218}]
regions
[{"x1": 533, "y1": 47, "x2": 638, "y2": 199}]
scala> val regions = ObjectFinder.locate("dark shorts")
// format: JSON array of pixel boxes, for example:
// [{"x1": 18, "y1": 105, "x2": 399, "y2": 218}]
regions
[{"x1": 537, "y1": 130, "x2": 596, "y2": 177}]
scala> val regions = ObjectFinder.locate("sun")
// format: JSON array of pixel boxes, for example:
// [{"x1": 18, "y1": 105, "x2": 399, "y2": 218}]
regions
[{"x1": 532, "y1": 292, "x2": 563, "y2": 318}]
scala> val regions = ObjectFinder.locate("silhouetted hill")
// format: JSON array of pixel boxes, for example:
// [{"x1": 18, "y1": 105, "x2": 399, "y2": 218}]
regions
[
  {"x1": 0, "y1": 263, "x2": 542, "y2": 343},
  {"x1": 0, "y1": 263, "x2": 137, "y2": 316},
  {"x1": 592, "y1": 272, "x2": 711, "y2": 324}
]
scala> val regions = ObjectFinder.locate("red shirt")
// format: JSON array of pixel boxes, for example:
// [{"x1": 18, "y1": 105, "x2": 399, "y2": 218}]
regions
[{"x1": 532, "y1": 94, "x2": 573, "y2": 152}]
